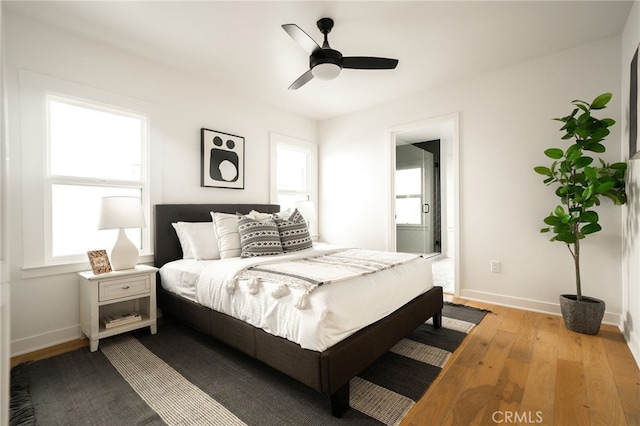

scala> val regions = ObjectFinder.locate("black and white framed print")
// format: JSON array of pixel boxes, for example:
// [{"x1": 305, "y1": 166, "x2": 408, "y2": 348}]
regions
[
  {"x1": 631, "y1": 45, "x2": 640, "y2": 160},
  {"x1": 201, "y1": 128, "x2": 245, "y2": 189}
]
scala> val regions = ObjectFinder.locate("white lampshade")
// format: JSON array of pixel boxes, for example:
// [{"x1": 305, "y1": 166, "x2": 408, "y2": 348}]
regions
[
  {"x1": 98, "y1": 196, "x2": 145, "y2": 270},
  {"x1": 98, "y1": 196, "x2": 146, "y2": 230}
]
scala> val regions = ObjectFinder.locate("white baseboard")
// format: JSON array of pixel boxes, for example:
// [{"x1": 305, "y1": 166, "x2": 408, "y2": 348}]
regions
[
  {"x1": 11, "y1": 325, "x2": 83, "y2": 357},
  {"x1": 621, "y1": 316, "x2": 640, "y2": 369},
  {"x1": 459, "y1": 289, "x2": 621, "y2": 325}
]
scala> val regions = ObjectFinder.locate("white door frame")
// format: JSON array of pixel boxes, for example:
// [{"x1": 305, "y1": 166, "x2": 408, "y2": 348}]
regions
[{"x1": 388, "y1": 112, "x2": 460, "y2": 295}]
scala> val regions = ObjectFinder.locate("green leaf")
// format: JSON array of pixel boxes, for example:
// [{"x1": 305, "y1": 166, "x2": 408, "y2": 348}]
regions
[
  {"x1": 610, "y1": 162, "x2": 627, "y2": 171},
  {"x1": 534, "y1": 166, "x2": 552, "y2": 175},
  {"x1": 596, "y1": 181, "x2": 615, "y2": 194},
  {"x1": 543, "y1": 215, "x2": 563, "y2": 226},
  {"x1": 544, "y1": 148, "x2": 564, "y2": 159},
  {"x1": 591, "y1": 93, "x2": 612, "y2": 110},
  {"x1": 585, "y1": 143, "x2": 606, "y2": 153},
  {"x1": 573, "y1": 156, "x2": 593, "y2": 168},
  {"x1": 581, "y1": 223, "x2": 602, "y2": 235},
  {"x1": 581, "y1": 210, "x2": 599, "y2": 222},
  {"x1": 602, "y1": 118, "x2": 616, "y2": 127},
  {"x1": 555, "y1": 232, "x2": 577, "y2": 243},
  {"x1": 584, "y1": 166, "x2": 597, "y2": 180}
]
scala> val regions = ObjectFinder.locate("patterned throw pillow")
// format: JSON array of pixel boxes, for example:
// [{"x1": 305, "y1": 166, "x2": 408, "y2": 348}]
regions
[
  {"x1": 237, "y1": 215, "x2": 284, "y2": 257},
  {"x1": 275, "y1": 209, "x2": 313, "y2": 252}
]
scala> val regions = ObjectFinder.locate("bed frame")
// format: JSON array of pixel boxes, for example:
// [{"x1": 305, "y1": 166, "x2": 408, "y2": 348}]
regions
[{"x1": 154, "y1": 203, "x2": 443, "y2": 417}]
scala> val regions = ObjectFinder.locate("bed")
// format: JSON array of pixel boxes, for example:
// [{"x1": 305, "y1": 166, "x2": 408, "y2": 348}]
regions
[{"x1": 154, "y1": 203, "x2": 443, "y2": 417}]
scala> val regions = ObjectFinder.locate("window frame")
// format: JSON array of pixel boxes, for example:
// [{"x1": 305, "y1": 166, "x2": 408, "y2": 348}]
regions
[
  {"x1": 395, "y1": 162, "x2": 425, "y2": 227},
  {"x1": 44, "y1": 94, "x2": 150, "y2": 262},
  {"x1": 19, "y1": 70, "x2": 159, "y2": 278},
  {"x1": 269, "y1": 132, "x2": 318, "y2": 238}
]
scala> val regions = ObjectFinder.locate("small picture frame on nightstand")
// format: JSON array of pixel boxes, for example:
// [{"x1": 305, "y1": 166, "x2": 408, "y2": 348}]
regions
[{"x1": 87, "y1": 250, "x2": 112, "y2": 274}]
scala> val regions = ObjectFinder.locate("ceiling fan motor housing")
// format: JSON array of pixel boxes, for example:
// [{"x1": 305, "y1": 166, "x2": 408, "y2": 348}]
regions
[{"x1": 311, "y1": 49, "x2": 342, "y2": 69}]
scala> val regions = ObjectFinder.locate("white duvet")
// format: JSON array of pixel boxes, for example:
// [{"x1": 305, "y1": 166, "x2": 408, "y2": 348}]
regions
[{"x1": 159, "y1": 244, "x2": 433, "y2": 351}]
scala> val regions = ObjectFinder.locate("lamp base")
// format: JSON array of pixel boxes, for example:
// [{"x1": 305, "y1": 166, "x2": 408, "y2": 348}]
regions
[{"x1": 110, "y1": 228, "x2": 139, "y2": 270}]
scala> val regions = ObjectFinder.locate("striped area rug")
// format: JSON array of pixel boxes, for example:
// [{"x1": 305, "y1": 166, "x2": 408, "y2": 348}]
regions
[{"x1": 10, "y1": 302, "x2": 488, "y2": 426}]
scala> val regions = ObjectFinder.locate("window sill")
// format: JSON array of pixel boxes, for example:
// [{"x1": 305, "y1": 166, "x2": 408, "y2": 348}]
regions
[{"x1": 21, "y1": 254, "x2": 155, "y2": 279}]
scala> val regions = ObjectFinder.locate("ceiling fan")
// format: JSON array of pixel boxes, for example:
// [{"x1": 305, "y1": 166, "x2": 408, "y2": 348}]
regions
[{"x1": 282, "y1": 17, "x2": 399, "y2": 90}]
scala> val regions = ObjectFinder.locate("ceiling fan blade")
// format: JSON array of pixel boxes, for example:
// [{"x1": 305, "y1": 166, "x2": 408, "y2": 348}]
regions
[
  {"x1": 288, "y1": 69, "x2": 315, "y2": 90},
  {"x1": 282, "y1": 24, "x2": 323, "y2": 55},
  {"x1": 342, "y1": 57, "x2": 399, "y2": 70}
]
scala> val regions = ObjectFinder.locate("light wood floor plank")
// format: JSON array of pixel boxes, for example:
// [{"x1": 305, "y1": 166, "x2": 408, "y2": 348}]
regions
[
  {"x1": 600, "y1": 327, "x2": 640, "y2": 425},
  {"x1": 581, "y1": 329, "x2": 627, "y2": 425},
  {"x1": 441, "y1": 329, "x2": 516, "y2": 425},
  {"x1": 519, "y1": 314, "x2": 560, "y2": 425},
  {"x1": 554, "y1": 359, "x2": 590, "y2": 425}
]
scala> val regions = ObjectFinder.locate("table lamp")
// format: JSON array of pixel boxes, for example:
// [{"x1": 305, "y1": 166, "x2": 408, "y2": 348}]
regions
[{"x1": 98, "y1": 196, "x2": 146, "y2": 270}]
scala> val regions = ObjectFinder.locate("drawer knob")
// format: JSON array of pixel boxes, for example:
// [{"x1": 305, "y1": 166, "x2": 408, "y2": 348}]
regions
[{"x1": 122, "y1": 286, "x2": 130, "y2": 290}]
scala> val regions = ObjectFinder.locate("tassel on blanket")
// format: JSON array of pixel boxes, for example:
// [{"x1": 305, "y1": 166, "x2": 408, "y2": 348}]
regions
[
  {"x1": 225, "y1": 277, "x2": 238, "y2": 294},
  {"x1": 247, "y1": 276, "x2": 260, "y2": 295},
  {"x1": 295, "y1": 293, "x2": 310, "y2": 310},
  {"x1": 271, "y1": 284, "x2": 289, "y2": 299}
]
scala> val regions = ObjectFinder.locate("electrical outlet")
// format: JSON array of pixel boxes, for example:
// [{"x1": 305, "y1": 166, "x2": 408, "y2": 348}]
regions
[{"x1": 491, "y1": 260, "x2": 501, "y2": 273}]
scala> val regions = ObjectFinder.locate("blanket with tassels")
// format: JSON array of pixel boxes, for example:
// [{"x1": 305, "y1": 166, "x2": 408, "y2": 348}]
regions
[{"x1": 226, "y1": 249, "x2": 421, "y2": 309}]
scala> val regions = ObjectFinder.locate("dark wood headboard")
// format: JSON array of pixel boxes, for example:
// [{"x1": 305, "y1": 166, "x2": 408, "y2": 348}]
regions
[{"x1": 153, "y1": 203, "x2": 280, "y2": 268}]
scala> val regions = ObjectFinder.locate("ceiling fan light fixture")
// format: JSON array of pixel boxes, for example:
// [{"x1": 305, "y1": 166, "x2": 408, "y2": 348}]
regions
[{"x1": 311, "y1": 62, "x2": 341, "y2": 80}]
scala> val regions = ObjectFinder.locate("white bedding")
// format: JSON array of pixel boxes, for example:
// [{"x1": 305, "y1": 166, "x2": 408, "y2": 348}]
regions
[{"x1": 159, "y1": 244, "x2": 433, "y2": 351}]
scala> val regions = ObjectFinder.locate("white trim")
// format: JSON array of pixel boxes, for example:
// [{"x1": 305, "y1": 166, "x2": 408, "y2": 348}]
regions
[
  {"x1": 460, "y1": 289, "x2": 621, "y2": 326},
  {"x1": 388, "y1": 112, "x2": 460, "y2": 294},
  {"x1": 624, "y1": 325, "x2": 640, "y2": 369},
  {"x1": 21, "y1": 255, "x2": 154, "y2": 279},
  {"x1": 18, "y1": 69, "x2": 160, "y2": 271},
  {"x1": 10, "y1": 323, "x2": 82, "y2": 357},
  {"x1": 269, "y1": 132, "x2": 318, "y2": 237}
]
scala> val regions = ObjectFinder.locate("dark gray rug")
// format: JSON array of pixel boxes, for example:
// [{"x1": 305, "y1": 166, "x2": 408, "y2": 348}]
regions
[{"x1": 10, "y1": 303, "x2": 488, "y2": 426}]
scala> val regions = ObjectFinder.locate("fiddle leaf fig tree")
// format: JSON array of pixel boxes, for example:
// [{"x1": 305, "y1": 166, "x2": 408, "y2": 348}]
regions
[{"x1": 534, "y1": 93, "x2": 627, "y2": 301}]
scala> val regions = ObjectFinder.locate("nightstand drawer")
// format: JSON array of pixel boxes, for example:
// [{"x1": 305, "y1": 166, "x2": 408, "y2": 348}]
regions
[{"x1": 99, "y1": 276, "x2": 150, "y2": 301}]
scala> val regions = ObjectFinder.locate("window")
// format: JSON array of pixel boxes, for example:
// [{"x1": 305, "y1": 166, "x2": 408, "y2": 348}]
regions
[
  {"x1": 46, "y1": 96, "x2": 149, "y2": 261},
  {"x1": 395, "y1": 167, "x2": 422, "y2": 225},
  {"x1": 270, "y1": 133, "x2": 318, "y2": 235}
]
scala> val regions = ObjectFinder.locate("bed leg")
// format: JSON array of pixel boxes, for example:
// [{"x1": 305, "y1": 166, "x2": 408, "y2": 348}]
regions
[
  {"x1": 433, "y1": 310, "x2": 442, "y2": 329},
  {"x1": 330, "y1": 382, "x2": 350, "y2": 417}
]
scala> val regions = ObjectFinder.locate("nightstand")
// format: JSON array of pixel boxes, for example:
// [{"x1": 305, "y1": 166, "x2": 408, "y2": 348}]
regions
[{"x1": 78, "y1": 264, "x2": 158, "y2": 352}]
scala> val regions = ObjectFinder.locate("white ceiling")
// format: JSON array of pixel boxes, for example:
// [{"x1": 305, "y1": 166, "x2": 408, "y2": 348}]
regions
[{"x1": 4, "y1": 1, "x2": 633, "y2": 121}]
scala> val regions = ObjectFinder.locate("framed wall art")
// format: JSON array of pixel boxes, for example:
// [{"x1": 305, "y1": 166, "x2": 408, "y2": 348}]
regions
[
  {"x1": 201, "y1": 128, "x2": 245, "y2": 189},
  {"x1": 630, "y1": 45, "x2": 640, "y2": 160}
]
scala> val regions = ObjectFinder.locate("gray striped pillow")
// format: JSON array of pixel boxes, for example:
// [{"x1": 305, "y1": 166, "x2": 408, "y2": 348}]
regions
[
  {"x1": 275, "y1": 209, "x2": 313, "y2": 252},
  {"x1": 237, "y1": 215, "x2": 284, "y2": 257}
]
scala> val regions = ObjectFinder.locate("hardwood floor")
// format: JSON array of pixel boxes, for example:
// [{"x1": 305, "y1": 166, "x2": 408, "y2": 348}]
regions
[
  {"x1": 11, "y1": 298, "x2": 640, "y2": 425},
  {"x1": 402, "y1": 296, "x2": 640, "y2": 426}
]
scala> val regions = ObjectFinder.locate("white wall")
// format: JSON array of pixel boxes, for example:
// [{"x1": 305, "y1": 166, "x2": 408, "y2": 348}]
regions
[
  {"x1": 621, "y1": 0, "x2": 640, "y2": 367},
  {"x1": 319, "y1": 36, "x2": 625, "y2": 324},
  {"x1": 0, "y1": 3, "x2": 11, "y2": 423},
  {"x1": 4, "y1": 11, "x2": 317, "y2": 355}
]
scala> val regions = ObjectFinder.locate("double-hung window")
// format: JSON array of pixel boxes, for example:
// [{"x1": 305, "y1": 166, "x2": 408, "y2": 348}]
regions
[
  {"x1": 269, "y1": 133, "x2": 318, "y2": 236},
  {"x1": 46, "y1": 96, "x2": 149, "y2": 262}
]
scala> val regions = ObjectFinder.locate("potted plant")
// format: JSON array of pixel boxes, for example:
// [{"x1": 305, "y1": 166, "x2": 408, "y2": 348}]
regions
[{"x1": 534, "y1": 93, "x2": 627, "y2": 335}]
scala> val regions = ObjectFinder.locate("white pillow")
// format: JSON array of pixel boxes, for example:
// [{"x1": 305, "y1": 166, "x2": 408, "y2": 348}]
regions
[
  {"x1": 174, "y1": 221, "x2": 220, "y2": 260},
  {"x1": 247, "y1": 209, "x2": 291, "y2": 220},
  {"x1": 172, "y1": 222, "x2": 194, "y2": 259},
  {"x1": 211, "y1": 212, "x2": 242, "y2": 258}
]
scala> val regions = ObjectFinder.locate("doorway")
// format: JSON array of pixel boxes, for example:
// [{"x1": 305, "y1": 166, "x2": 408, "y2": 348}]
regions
[
  {"x1": 389, "y1": 113, "x2": 459, "y2": 295},
  {"x1": 395, "y1": 140, "x2": 440, "y2": 256}
]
